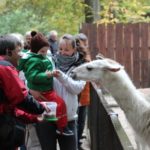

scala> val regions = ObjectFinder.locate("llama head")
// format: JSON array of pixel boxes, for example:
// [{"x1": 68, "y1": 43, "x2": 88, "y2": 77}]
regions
[{"x1": 71, "y1": 58, "x2": 124, "y2": 83}]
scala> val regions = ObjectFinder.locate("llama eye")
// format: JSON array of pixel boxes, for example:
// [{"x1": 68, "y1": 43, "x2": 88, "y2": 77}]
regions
[{"x1": 86, "y1": 66, "x2": 93, "y2": 71}]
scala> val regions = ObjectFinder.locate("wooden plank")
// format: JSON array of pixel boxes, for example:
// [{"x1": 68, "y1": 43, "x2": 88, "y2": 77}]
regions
[
  {"x1": 107, "y1": 24, "x2": 115, "y2": 59},
  {"x1": 82, "y1": 23, "x2": 90, "y2": 39},
  {"x1": 90, "y1": 24, "x2": 98, "y2": 59},
  {"x1": 148, "y1": 24, "x2": 150, "y2": 87},
  {"x1": 80, "y1": 23, "x2": 87, "y2": 33},
  {"x1": 141, "y1": 23, "x2": 149, "y2": 87},
  {"x1": 97, "y1": 24, "x2": 107, "y2": 56},
  {"x1": 80, "y1": 23, "x2": 90, "y2": 39},
  {"x1": 85, "y1": 24, "x2": 93, "y2": 59},
  {"x1": 124, "y1": 24, "x2": 133, "y2": 80},
  {"x1": 115, "y1": 24, "x2": 124, "y2": 64},
  {"x1": 110, "y1": 115, "x2": 134, "y2": 150},
  {"x1": 82, "y1": 24, "x2": 95, "y2": 60},
  {"x1": 132, "y1": 23, "x2": 140, "y2": 87},
  {"x1": 148, "y1": 24, "x2": 150, "y2": 49}
]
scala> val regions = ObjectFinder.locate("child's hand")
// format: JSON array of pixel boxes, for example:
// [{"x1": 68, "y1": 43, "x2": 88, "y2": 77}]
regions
[
  {"x1": 45, "y1": 70, "x2": 53, "y2": 78},
  {"x1": 52, "y1": 70, "x2": 60, "y2": 77}
]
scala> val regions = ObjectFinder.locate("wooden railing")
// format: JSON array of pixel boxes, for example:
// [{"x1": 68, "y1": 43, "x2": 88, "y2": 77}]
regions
[{"x1": 88, "y1": 84, "x2": 134, "y2": 150}]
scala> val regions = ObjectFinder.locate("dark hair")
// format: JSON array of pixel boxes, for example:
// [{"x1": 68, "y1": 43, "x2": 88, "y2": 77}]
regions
[
  {"x1": 0, "y1": 35, "x2": 21, "y2": 55},
  {"x1": 62, "y1": 34, "x2": 76, "y2": 48},
  {"x1": 74, "y1": 33, "x2": 88, "y2": 47},
  {"x1": 75, "y1": 33, "x2": 88, "y2": 41}
]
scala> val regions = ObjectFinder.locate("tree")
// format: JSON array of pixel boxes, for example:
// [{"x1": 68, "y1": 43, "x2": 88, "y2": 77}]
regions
[
  {"x1": 84, "y1": 0, "x2": 100, "y2": 23},
  {"x1": 0, "y1": 0, "x2": 85, "y2": 35},
  {"x1": 98, "y1": 0, "x2": 150, "y2": 24},
  {"x1": 0, "y1": 0, "x2": 149, "y2": 35}
]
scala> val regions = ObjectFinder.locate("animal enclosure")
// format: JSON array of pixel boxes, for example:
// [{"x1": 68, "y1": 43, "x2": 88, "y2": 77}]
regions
[
  {"x1": 89, "y1": 84, "x2": 134, "y2": 150},
  {"x1": 80, "y1": 23, "x2": 150, "y2": 88}
]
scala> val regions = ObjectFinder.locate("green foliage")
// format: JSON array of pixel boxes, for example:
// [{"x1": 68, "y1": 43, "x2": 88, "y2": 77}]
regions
[
  {"x1": 98, "y1": 0, "x2": 150, "y2": 24},
  {"x1": 0, "y1": 0, "x2": 85, "y2": 36},
  {"x1": 0, "y1": 9, "x2": 39, "y2": 35},
  {"x1": 1, "y1": 0, "x2": 149, "y2": 34}
]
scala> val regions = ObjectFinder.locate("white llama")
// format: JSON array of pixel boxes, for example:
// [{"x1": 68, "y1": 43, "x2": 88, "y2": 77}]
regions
[{"x1": 71, "y1": 58, "x2": 150, "y2": 150}]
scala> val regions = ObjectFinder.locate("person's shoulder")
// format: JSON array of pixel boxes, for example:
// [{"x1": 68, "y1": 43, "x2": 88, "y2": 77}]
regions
[
  {"x1": 23, "y1": 53, "x2": 43, "y2": 65},
  {"x1": 0, "y1": 60, "x2": 13, "y2": 66}
]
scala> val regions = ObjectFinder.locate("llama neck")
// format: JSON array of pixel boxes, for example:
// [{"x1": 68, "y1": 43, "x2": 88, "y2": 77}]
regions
[{"x1": 103, "y1": 71, "x2": 150, "y2": 114}]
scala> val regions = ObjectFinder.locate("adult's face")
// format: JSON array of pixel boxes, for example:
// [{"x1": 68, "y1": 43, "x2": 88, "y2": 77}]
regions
[
  {"x1": 58, "y1": 39, "x2": 75, "y2": 56},
  {"x1": 50, "y1": 34, "x2": 57, "y2": 41},
  {"x1": 25, "y1": 35, "x2": 31, "y2": 45},
  {"x1": 9, "y1": 45, "x2": 22, "y2": 67}
]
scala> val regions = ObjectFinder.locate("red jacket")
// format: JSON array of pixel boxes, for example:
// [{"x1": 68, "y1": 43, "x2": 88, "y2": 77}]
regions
[
  {"x1": 15, "y1": 108, "x2": 39, "y2": 123},
  {"x1": 0, "y1": 56, "x2": 27, "y2": 113},
  {"x1": 0, "y1": 56, "x2": 44, "y2": 122}
]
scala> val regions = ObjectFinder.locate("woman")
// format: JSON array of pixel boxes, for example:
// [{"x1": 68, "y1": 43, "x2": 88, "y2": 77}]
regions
[
  {"x1": 75, "y1": 33, "x2": 91, "y2": 149},
  {"x1": 35, "y1": 34, "x2": 86, "y2": 150}
]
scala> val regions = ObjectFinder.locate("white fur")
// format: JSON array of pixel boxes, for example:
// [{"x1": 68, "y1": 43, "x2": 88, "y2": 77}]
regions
[{"x1": 72, "y1": 58, "x2": 150, "y2": 149}]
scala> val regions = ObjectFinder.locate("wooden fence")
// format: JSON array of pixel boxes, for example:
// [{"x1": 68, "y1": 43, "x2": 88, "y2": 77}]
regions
[
  {"x1": 80, "y1": 23, "x2": 150, "y2": 88},
  {"x1": 89, "y1": 84, "x2": 134, "y2": 150}
]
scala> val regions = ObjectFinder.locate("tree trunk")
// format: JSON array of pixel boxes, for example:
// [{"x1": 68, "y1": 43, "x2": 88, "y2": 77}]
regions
[{"x1": 85, "y1": 0, "x2": 100, "y2": 23}]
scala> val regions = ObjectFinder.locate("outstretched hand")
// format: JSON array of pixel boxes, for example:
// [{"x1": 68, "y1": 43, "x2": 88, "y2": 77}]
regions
[
  {"x1": 45, "y1": 70, "x2": 60, "y2": 78},
  {"x1": 52, "y1": 70, "x2": 61, "y2": 77}
]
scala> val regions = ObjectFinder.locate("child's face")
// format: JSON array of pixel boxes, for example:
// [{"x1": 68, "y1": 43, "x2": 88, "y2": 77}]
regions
[{"x1": 38, "y1": 46, "x2": 49, "y2": 56}]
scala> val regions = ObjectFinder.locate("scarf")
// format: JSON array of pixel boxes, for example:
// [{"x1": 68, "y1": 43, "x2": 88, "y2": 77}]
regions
[{"x1": 55, "y1": 52, "x2": 79, "y2": 73}]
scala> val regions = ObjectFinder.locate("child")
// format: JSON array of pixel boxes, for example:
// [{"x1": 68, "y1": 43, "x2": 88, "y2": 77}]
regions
[{"x1": 18, "y1": 31, "x2": 73, "y2": 136}]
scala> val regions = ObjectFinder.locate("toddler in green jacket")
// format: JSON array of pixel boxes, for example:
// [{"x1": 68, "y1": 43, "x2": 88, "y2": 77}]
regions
[{"x1": 18, "y1": 31, "x2": 73, "y2": 136}]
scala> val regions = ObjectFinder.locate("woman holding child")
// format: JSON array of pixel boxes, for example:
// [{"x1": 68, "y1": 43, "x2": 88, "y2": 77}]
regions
[{"x1": 24, "y1": 33, "x2": 85, "y2": 150}]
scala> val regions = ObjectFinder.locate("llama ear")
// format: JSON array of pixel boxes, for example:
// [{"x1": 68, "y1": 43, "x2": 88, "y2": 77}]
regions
[
  {"x1": 106, "y1": 67, "x2": 120, "y2": 72},
  {"x1": 104, "y1": 65, "x2": 124, "y2": 72},
  {"x1": 96, "y1": 53, "x2": 105, "y2": 60}
]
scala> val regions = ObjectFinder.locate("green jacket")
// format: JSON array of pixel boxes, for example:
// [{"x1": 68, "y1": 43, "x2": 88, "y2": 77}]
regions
[{"x1": 18, "y1": 52, "x2": 53, "y2": 92}]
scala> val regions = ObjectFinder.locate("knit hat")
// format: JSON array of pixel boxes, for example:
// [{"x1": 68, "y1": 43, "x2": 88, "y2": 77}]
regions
[{"x1": 30, "y1": 31, "x2": 49, "y2": 53}]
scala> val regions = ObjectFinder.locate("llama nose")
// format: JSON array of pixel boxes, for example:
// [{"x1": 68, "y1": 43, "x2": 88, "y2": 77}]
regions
[{"x1": 70, "y1": 71, "x2": 77, "y2": 79}]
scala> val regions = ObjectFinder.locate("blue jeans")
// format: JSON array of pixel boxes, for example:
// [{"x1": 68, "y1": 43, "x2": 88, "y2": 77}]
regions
[{"x1": 36, "y1": 120, "x2": 78, "y2": 150}]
